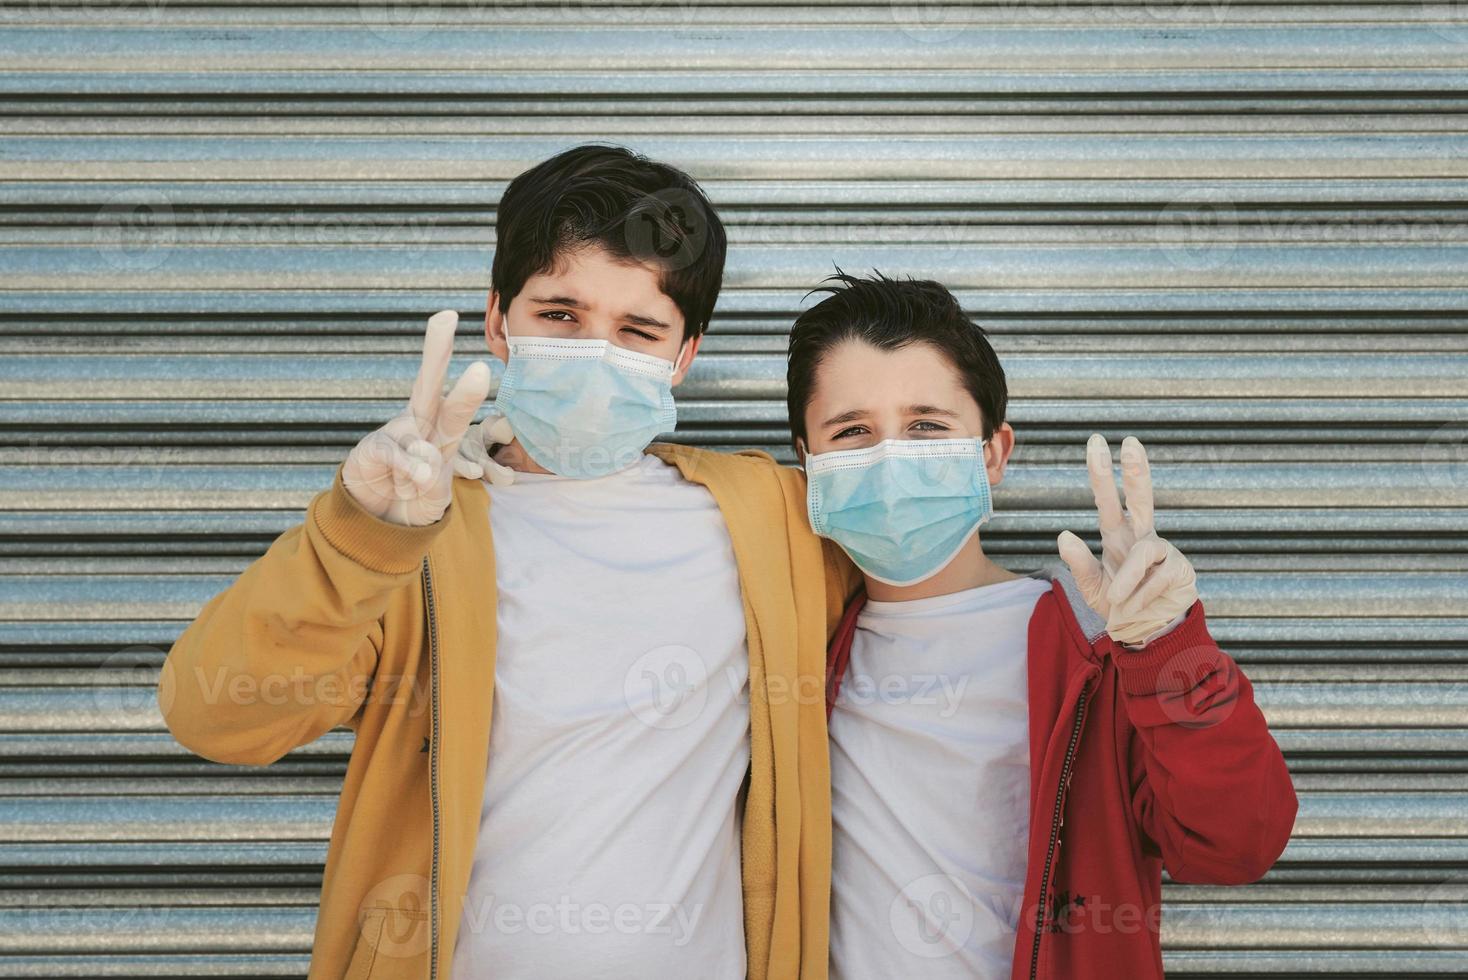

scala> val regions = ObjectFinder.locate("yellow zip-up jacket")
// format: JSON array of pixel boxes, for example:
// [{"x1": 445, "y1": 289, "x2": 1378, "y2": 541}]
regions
[{"x1": 158, "y1": 442, "x2": 859, "y2": 980}]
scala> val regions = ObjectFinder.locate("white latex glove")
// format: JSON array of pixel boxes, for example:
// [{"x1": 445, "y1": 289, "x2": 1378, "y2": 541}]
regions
[
  {"x1": 341, "y1": 310, "x2": 492, "y2": 527},
  {"x1": 1056, "y1": 434, "x2": 1199, "y2": 648},
  {"x1": 452, "y1": 412, "x2": 517, "y2": 486}
]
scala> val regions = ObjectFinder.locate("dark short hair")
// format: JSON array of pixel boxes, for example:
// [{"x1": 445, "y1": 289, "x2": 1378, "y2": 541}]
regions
[
  {"x1": 491, "y1": 143, "x2": 728, "y2": 341},
  {"x1": 786, "y1": 268, "x2": 1008, "y2": 447}
]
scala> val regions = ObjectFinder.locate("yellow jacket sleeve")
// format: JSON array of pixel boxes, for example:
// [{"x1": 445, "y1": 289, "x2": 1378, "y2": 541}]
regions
[{"x1": 157, "y1": 461, "x2": 450, "y2": 766}]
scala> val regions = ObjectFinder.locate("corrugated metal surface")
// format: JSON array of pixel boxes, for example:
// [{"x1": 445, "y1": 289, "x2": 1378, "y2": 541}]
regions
[{"x1": 2, "y1": 0, "x2": 1466, "y2": 974}]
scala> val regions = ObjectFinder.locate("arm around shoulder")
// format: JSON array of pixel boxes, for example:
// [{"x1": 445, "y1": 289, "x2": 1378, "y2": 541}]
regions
[{"x1": 734, "y1": 450, "x2": 862, "y2": 642}]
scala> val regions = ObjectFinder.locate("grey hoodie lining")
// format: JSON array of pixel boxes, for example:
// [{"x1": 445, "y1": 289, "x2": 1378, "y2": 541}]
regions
[{"x1": 1026, "y1": 563, "x2": 1109, "y2": 646}]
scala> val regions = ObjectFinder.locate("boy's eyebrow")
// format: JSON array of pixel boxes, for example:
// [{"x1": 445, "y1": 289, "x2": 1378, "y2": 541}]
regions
[
  {"x1": 822, "y1": 409, "x2": 870, "y2": 427},
  {"x1": 907, "y1": 404, "x2": 961, "y2": 418},
  {"x1": 624, "y1": 312, "x2": 673, "y2": 332},
  {"x1": 527, "y1": 294, "x2": 588, "y2": 309}
]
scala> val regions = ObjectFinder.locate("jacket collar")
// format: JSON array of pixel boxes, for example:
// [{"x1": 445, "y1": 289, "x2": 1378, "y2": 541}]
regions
[{"x1": 1024, "y1": 564, "x2": 1109, "y2": 663}]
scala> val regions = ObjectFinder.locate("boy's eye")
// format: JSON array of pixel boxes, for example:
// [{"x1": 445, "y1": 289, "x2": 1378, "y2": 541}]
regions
[
  {"x1": 911, "y1": 420, "x2": 951, "y2": 433},
  {"x1": 622, "y1": 327, "x2": 658, "y2": 342},
  {"x1": 832, "y1": 425, "x2": 869, "y2": 440},
  {"x1": 538, "y1": 310, "x2": 574, "y2": 322}
]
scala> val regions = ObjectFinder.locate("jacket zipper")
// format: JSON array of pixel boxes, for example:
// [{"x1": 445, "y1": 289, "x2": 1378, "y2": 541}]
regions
[
  {"x1": 1028, "y1": 682, "x2": 1090, "y2": 980},
  {"x1": 422, "y1": 555, "x2": 442, "y2": 980}
]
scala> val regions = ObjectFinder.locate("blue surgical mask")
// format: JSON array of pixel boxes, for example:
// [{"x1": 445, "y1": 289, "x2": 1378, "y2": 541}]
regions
[
  {"x1": 804, "y1": 437, "x2": 993, "y2": 587},
  {"x1": 494, "y1": 335, "x2": 680, "y2": 479}
]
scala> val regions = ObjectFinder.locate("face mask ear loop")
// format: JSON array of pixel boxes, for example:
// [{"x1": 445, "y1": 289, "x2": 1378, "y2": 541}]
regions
[
  {"x1": 671, "y1": 337, "x2": 691, "y2": 376},
  {"x1": 499, "y1": 319, "x2": 515, "y2": 351},
  {"x1": 978, "y1": 437, "x2": 997, "y2": 521}
]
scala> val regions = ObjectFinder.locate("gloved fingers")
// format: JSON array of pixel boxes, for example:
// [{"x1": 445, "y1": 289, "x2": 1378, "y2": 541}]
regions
[
  {"x1": 379, "y1": 404, "x2": 430, "y2": 445},
  {"x1": 363, "y1": 424, "x2": 434, "y2": 485},
  {"x1": 1110, "y1": 600, "x2": 1195, "y2": 648},
  {"x1": 409, "y1": 445, "x2": 449, "y2": 492},
  {"x1": 1108, "y1": 615, "x2": 1163, "y2": 648},
  {"x1": 450, "y1": 419, "x2": 517, "y2": 486},
  {"x1": 395, "y1": 426, "x2": 440, "y2": 478},
  {"x1": 1120, "y1": 436, "x2": 1155, "y2": 540},
  {"x1": 1105, "y1": 534, "x2": 1169, "y2": 611},
  {"x1": 452, "y1": 455, "x2": 483, "y2": 481},
  {"x1": 1103, "y1": 566, "x2": 1174, "y2": 636},
  {"x1": 434, "y1": 360, "x2": 493, "y2": 455},
  {"x1": 392, "y1": 487, "x2": 452, "y2": 530},
  {"x1": 1085, "y1": 433, "x2": 1126, "y2": 536},
  {"x1": 388, "y1": 466, "x2": 420, "y2": 505},
  {"x1": 1111, "y1": 551, "x2": 1188, "y2": 628},
  {"x1": 408, "y1": 310, "x2": 460, "y2": 432},
  {"x1": 350, "y1": 432, "x2": 434, "y2": 495},
  {"x1": 477, "y1": 410, "x2": 518, "y2": 484},
  {"x1": 1114, "y1": 561, "x2": 1174, "y2": 622},
  {"x1": 483, "y1": 455, "x2": 516, "y2": 487},
  {"x1": 1057, "y1": 530, "x2": 1109, "y2": 614},
  {"x1": 453, "y1": 419, "x2": 491, "y2": 463},
  {"x1": 485, "y1": 412, "x2": 514, "y2": 446},
  {"x1": 1098, "y1": 535, "x2": 1133, "y2": 583}
]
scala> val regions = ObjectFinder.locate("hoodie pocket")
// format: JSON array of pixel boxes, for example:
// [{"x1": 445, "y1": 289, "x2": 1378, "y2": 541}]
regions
[
  {"x1": 343, "y1": 905, "x2": 432, "y2": 980},
  {"x1": 343, "y1": 907, "x2": 387, "y2": 980}
]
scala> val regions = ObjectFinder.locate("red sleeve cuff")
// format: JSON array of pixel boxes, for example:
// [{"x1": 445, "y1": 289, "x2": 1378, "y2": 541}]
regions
[{"x1": 1103, "y1": 600, "x2": 1224, "y2": 696}]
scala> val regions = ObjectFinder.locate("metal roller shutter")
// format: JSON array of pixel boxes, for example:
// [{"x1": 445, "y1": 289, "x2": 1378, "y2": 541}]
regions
[{"x1": 2, "y1": 1, "x2": 1466, "y2": 975}]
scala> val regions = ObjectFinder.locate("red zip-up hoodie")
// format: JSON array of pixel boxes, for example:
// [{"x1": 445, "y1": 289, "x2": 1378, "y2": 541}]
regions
[{"x1": 825, "y1": 566, "x2": 1298, "y2": 980}]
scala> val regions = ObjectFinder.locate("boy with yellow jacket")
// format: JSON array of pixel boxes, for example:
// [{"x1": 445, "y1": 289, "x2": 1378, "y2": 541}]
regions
[{"x1": 158, "y1": 145, "x2": 857, "y2": 980}]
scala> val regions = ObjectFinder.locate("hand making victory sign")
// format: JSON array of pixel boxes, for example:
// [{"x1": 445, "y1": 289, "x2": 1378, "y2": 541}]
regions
[
  {"x1": 342, "y1": 310, "x2": 494, "y2": 527},
  {"x1": 1057, "y1": 434, "x2": 1199, "y2": 648}
]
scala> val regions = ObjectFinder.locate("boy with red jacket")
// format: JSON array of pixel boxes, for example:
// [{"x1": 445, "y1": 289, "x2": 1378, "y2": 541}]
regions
[{"x1": 786, "y1": 270, "x2": 1297, "y2": 979}]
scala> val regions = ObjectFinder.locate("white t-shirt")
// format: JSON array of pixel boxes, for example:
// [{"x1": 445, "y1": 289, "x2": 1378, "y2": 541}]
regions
[
  {"x1": 449, "y1": 454, "x2": 750, "y2": 979},
  {"x1": 828, "y1": 575, "x2": 1050, "y2": 980}
]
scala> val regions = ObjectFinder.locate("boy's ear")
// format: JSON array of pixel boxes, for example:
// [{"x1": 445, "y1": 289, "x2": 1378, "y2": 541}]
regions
[
  {"x1": 793, "y1": 436, "x2": 808, "y2": 466},
  {"x1": 484, "y1": 289, "x2": 510, "y2": 364},
  {"x1": 670, "y1": 332, "x2": 703, "y2": 387},
  {"x1": 985, "y1": 422, "x2": 1017, "y2": 486}
]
